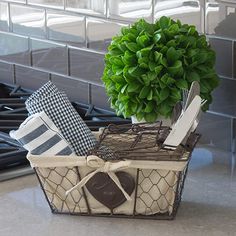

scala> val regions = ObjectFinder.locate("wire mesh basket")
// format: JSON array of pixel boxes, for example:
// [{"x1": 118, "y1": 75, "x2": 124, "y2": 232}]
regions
[{"x1": 28, "y1": 122, "x2": 200, "y2": 220}]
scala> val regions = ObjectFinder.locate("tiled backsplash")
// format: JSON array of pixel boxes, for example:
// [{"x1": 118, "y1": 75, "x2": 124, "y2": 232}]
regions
[{"x1": 0, "y1": 0, "x2": 235, "y2": 151}]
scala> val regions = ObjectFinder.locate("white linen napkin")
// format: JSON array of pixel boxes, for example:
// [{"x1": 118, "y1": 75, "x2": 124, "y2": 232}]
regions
[{"x1": 10, "y1": 111, "x2": 76, "y2": 156}]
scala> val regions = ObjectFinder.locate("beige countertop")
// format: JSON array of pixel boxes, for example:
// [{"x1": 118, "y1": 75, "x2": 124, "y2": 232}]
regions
[{"x1": 0, "y1": 146, "x2": 236, "y2": 236}]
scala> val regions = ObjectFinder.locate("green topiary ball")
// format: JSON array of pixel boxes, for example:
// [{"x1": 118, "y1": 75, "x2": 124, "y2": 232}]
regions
[{"x1": 102, "y1": 16, "x2": 219, "y2": 122}]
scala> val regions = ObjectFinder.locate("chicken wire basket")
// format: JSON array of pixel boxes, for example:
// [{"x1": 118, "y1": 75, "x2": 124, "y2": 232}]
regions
[{"x1": 28, "y1": 122, "x2": 200, "y2": 220}]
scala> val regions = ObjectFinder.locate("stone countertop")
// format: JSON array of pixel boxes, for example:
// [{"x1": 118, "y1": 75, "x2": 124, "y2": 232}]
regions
[{"x1": 0, "y1": 146, "x2": 236, "y2": 236}]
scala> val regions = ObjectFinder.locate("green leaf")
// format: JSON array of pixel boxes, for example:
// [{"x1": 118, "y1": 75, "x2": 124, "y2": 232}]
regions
[
  {"x1": 197, "y1": 35, "x2": 208, "y2": 48},
  {"x1": 187, "y1": 25, "x2": 196, "y2": 36},
  {"x1": 153, "y1": 88, "x2": 159, "y2": 98},
  {"x1": 158, "y1": 102, "x2": 172, "y2": 116},
  {"x1": 125, "y1": 42, "x2": 140, "y2": 52},
  {"x1": 109, "y1": 56, "x2": 124, "y2": 67},
  {"x1": 163, "y1": 28, "x2": 173, "y2": 39},
  {"x1": 188, "y1": 48, "x2": 199, "y2": 58},
  {"x1": 112, "y1": 64, "x2": 123, "y2": 75},
  {"x1": 186, "y1": 36, "x2": 197, "y2": 47},
  {"x1": 159, "y1": 87, "x2": 170, "y2": 101},
  {"x1": 193, "y1": 51, "x2": 208, "y2": 64},
  {"x1": 168, "y1": 60, "x2": 183, "y2": 75},
  {"x1": 161, "y1": 74, "x2": 175, "y2": 85},
  {"x1": 138, "y1": 54, "x2": 149, "y2": 64},
  {"x1": 136, "y1": 112, "x2": 145, "y2": 121},
  {"x1": 128, "y1": 66, "x2": 146, "y2": 77},
  {"x1": 131, "y1": 102, "x2": 138, "y2": 113},
  {"x1": 187, "y1": 71, "x2": 200, "y2": 82},
  {"x1": 115, "y1": 83, "x2": 124, "y2": 91},
  {"x1": 147, "y1": 89, "x2": 153, "y2": 101},
  {"x1": 159, "y1": 16, "x2": 171, "y2": 29},
  {"x1": 170, "y1": 88, "x2": 181, "y2": 100},
  {"x1": 200, "y1": 79, "x2": 212, "y2": 93},
  {"x1": 139, "y1": 86, "x2": 150, "y2": 98},
  {"x1": 137, "y1": 103, "x2": 143, "y2": 113},
  {"x1": 153, "y1": 33, "x2": 161, "y2": 43},
  {"x1": 207, "y1": 75, "x2": 219, "y2": 88},
  {"x1": 166, "y1": 39, "x2": 177, "y2": 48},
  {"x1": 127, "y1": 82, "x2": 141, "y2": 92},
  {"x1": 136, "y1": 19, "x2": 154, "y2": 34},
  {"x1": 160, "y1": 73, "x2": 169, "y2": 83},
  {"x1": 176, "y1": 19, "x2": 182, "y2": 27},
  {"x1": 123, "y1": 66, "x2": 136, "y2": 83},
  {"x1": 169, "y1": 23, "x2": 179, "y2": 34},
  {"x1": 176, "y1": 79, "x2": 188, "y2": 89},
  {"x1": 206, "y1": 51, "x2": 216, "y2": 65},
  {"x1": 136, "y1": 34, "x2": 150, "y2": 48},
  {"x1": 139, "y1": 62, "x2": 149, "y2": 69},
  {"x1": 144, "y1": 112, "x2": 158, "y2": 122},
  {"x1": 121, "y1": 26, "x2": 129, "y2": 35},
  {"x1": 122, "y1": 51, "x2": 136, "y2": 66},
  {"x1": 147, "y1": 71, "x2": 157, "y2": 81},
  {"x1": 140, "y1": 45, "x2": 153, "y2": 57},
  {"x1": 149, "y1": 61, "x2": 156, "y2": 71},
  {"x1": 160, "y1": 46, "x2": 168, "y2": 54},
  {"x1": 110, "y1": 75, "x2": 124, "y2": 83},
  {"x1": 117, "y1": 42, "x2": 127, "y2": 52},
  {"x1": 122, "y1": 33, "x2": 136, "y2": 42},
  {"x1": 109, "y1": 48, "x2": 123, "y2": 56},
  {"x1": 141, "y1": 74, "x2": 150, "y2": 86},
  {"x1": 166, "y1": 47, "x2": 179, "y2": 64},
  {"x1": 154, "y1": 51, "x2": 163, "y2": 63},
  {"x1": 154, "y1": 65, "x2": 163, "y2": 75},
  {"x1": 167, "y1": 77, "x2": 176, "y2": 85},
  {"x1": 144, "y1": 101, "x2": 154, "y2": 113},
  {"x1": 121, "y1": 84, "x2": 128, "y2": 93},
  {"x1": 159, "y1": 80, "x2": 167, "y2": 89}
]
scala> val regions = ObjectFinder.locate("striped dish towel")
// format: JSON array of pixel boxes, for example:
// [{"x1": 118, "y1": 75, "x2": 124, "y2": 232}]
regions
[
  {"x1": 25, "y1": 81, "x2": 97, "y2": 156},
  {"x1": 9, "y1": 111, "x2": 76, "y2": 156}
]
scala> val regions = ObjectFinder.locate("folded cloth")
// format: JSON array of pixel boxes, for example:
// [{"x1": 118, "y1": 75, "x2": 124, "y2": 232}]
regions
[
  {"x1": 25, "y1": 81, "x2": 97, "y2": 156},
  {"x1": 9, "y1": 111, "x2": 76, "y2": 156}
]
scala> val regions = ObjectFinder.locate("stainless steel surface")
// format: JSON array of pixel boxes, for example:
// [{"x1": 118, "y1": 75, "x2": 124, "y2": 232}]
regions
[
  {"x1": 51, "y1": 74, "x2": 89, "y2": 103},
  {"x1": 31, "y1": 39, "x2": 68, "y2": 74},
  {"x1": 197, "y1": 111, "x2": 232, "y2": 151},
  {"x1": 10, "y1": 4, "x2": 46, "y2": 38},
  {"x1": 154, "y1": 0, "x2": 203, "y2": 32},
  {"x1": 65, "y1": 0, "x2": 106, "y2": 16},
  {"x1": 91, "y1": 84, "x2": 111, "y2": 110},
  {"x1": 206, "y1": 0, "x2": 236, "y2": 39},
  {"x1": 0, "y1": 2, "x2": 9, "y2": 32},
  {"x1": 86, "y1": 17, "x2": 128, "y2": 52},
  {"x1": 0, "y1": 32, "x2": 30, "y2": 65},
  {"x1": 108, "y1": 0, "x2": 153, "y2": 22},
  {"x1": 47, "y1": 10, "x2": 86, "y2": 47},
  {"x1": 28, "y1": 0, "x2": 64, "y2": 9},
  {"x1": 0, "y1": 165, "x2": 34, "y2": 182},
  {"x1": 15, "y1": 64, "x2": 50, "y2": 90},
  {"x1": 210, "y1": 77, "x2": 236, "y2": 117},
  {"x1": 69, "y1": 48, "x2": 105, "y2": 84},
  {"x1": 0, "y1": 61, "x2": 14, "y2": 84},
  {"x1": 208, "y1": 37, "x2": 233, "y2": 78}
]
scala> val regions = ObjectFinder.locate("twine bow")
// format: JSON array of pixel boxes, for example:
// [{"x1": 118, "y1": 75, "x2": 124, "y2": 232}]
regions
[{"x1": 65, "y1": 155, "x2": 132, "y2": 201}]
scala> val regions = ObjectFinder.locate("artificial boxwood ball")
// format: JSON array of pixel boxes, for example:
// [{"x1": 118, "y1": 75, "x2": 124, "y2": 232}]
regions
[{"x1": 102, "y1": 16, "x2": 219, "y2": 122}]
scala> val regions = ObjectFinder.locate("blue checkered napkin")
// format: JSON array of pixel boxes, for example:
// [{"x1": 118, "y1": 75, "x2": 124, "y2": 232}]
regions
[
  {"x1": 9, "y1": 112, "x2": 76, "y2": 156},
  {"x1": 25, "y1": 81, "x2": 97, "y2": 156}
]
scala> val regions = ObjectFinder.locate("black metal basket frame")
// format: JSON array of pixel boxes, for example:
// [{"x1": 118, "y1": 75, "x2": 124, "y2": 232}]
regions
[{"x1": 33, "y1": 123, "x2": 200, "y2": 220}]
